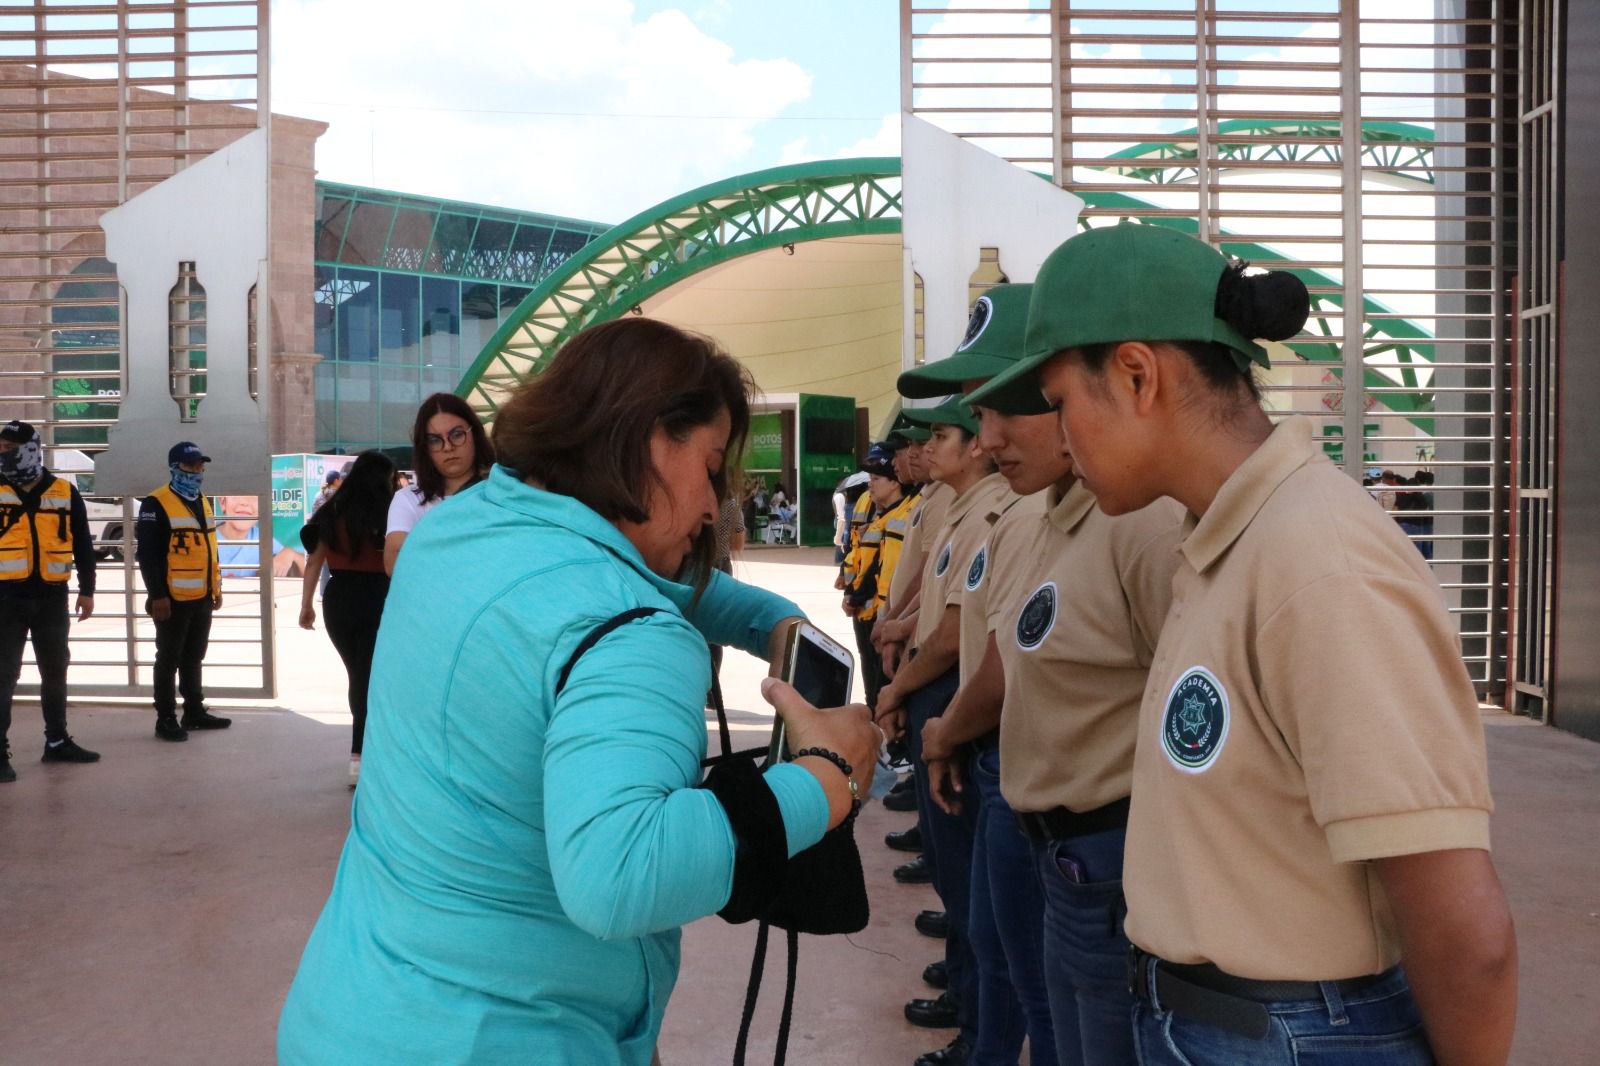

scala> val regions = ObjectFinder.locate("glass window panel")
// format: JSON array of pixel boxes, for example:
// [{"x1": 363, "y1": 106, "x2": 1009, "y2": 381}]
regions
[
  {"x1": 315, "y1": 361, "x2": 337, "y2": 450},
  {"x1": 336, "y1": 268, "x2": 379, "y2": 363},
  {"x1": 507, "y1": 224, "x2": 553, "y2": 284},
  {"x1": 378, "y1": 364, "x2": 421, "y2": 448},
  {"x1": 384, "y1": 207, "x2": 435, "y2": 272},
  {"x1": 421, "y1": 366, "x2": 459, "y2": 399},
  {"x1": 335, "y1": 363, "x2": 378, "y2": 446},
  {"x1": 469, "y1": 218, "x2": 515, "y2": 278},
  {"x1": 315, "y1": 192, "x2": 354, "y2": 261},
  {"x1": 545, "y1": 228, "x2": 592, "y2": 274},
  {"x1": 379, "y1": 272, "x2": 421, "y2": 364},
  {"x1": 460, "y1": 283, "x2": 500, "y2": 365},
  {"x1": 313, "y1": 265, "x2": 335, "y2": 358},
  {"x1": 339, "y1": 201, "x2": 395, "y2": 267},
  {"x1": 421, "y1": 277, "x2": 460, "y2": 368},
  {"x1": 427, "y1": 213, "x2": 476, "y2": 276},
  {"x1": 498, "y1": 285, "x2": 530, "y2": 323}
]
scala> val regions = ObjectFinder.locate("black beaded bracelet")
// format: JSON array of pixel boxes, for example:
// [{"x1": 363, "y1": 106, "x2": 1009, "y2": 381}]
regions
[{"x1": 792, "y1": 746, "x2": 859, "y2": 804}]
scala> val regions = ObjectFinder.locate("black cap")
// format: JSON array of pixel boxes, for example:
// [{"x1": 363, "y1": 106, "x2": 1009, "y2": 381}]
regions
[
  {"x1": 2, "y1": 419, "x2": 37, "y2": 444},
  {"x1": 168, "y1": 441, "x2": 211, "y2": 465}
]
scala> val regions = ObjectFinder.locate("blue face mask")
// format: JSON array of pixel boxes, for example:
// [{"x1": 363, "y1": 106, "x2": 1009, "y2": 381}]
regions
[
  {"x1": 169, "y1": 465, "x2": 204, "y2": 500},
  {"x1": 0, "y1": 437, "x2": 43, "y2": 485}
]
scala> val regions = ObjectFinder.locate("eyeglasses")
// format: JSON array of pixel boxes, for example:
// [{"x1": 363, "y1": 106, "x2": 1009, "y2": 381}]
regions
[{"x1": 425, "y1": 425, "x2": 470, "y2": 452}]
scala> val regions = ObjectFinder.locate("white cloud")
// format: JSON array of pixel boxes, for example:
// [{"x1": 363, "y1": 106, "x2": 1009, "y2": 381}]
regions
[
  {"x1": 271, "y1": 0, "x2": 813, "y2": 222},
  {"x1": 778, "y1": 112, "x2": 900, "y2": 166}
]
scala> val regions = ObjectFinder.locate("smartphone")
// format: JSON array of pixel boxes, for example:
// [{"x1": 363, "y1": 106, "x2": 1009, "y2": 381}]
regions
[{"x1": 768, "y1": 621, "x2": 855, "y2": 766}]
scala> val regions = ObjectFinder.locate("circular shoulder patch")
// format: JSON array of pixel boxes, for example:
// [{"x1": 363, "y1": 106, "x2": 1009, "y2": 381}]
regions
[
  {"x1": 1160, "y1": 667, "x2": 1230, "y2": 773},
  {"x1": 934, "y1": 542, "x2": 952, "y2": 577},
  {"x1": 957, "y1": 295, "x2": 993, "y2": 353},
  {"x1": 965, "y1": 543, "x2": 987, "y2": 592},
  {"x1": 1015, "y1": 581, "x2": 1057, "y2": 651}
]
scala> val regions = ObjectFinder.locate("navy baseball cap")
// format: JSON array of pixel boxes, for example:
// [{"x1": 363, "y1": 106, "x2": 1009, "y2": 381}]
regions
[
  {"x1": 168, "y1": 441, "x2": 211, "y2": 465},
  {"x1": 861, "y1": 442, "x2": 898, "y2": 478},
  {"x1": 324, "y1": 469, "x2": 345, "y2": 484},
  {"x1": 2, "y1": 419, "x2": 37, "y2": 444}
]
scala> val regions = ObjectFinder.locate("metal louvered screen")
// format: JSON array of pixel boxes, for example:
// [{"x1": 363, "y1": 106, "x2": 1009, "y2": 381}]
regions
[
  {"x1": 905, "y1": 0, "x2": 1514, "y2": 694},
  {"x1": 0, "y1": 1, "x2": 273, "y2": 699}
]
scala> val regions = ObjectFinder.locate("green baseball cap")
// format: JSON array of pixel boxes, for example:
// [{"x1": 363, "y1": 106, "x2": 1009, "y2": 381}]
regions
[
  {"x1": 889, "y1": 418, "x2": 931, "y2": 443},
  {"x1": 898, "y1": 284, "x2": 1033, "y2": 399},
  {"x1": 967, "y1": 224, "x2": 1271, "y2": 410},
  {"x1": 901, "y1": 396, "x2": 978, "y2": 436}
]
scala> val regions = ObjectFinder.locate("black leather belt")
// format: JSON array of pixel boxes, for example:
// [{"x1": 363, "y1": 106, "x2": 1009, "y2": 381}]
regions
[
  {"x1": 1126, "y1": 946, "x2": 1398, "y2": 1040},
  {"x1": 1013, "y1": 797, "x2": 1130, "y2": 842}
]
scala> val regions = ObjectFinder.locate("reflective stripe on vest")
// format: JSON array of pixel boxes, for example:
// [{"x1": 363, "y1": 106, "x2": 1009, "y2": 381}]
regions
[
  {"x1": 0, "y1": 479, "x2": 74, "y2": 583},
  {"x1": 150, "y1": 485, "x2": 218, "y2": 602}
]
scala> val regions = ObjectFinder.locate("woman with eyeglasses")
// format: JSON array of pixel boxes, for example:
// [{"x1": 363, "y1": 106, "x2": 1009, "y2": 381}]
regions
[{"x1": 384, "y1": 392, "x2": 495, "y2": 575}]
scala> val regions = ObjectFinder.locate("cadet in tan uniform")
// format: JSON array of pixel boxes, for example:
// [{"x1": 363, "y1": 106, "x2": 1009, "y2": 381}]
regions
[
  {"x1": 875, "y1": 421, "x2": 954, "y2": 683},
  {"x1": 969, "y1": 223, "x2": 1516, "y2": 1066},
  {"x1": 896, "y1": 285, "x2": 1058, "y2": 1066},
  {"x1": 876, "y1": 395, "x2": 1009, "y2": 1066}
]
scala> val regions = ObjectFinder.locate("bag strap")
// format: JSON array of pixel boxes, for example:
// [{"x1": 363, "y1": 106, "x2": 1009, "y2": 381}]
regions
[
  {"x1": 731, "y1": 921, "x2": 801, "y2": 1066},
  {"x1": 554, "y1": 607, "x2": 661, "y2": 697}
]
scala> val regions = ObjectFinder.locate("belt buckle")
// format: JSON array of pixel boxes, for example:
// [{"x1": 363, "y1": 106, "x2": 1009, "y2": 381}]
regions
[{"x1": 1126, "y1": 946, "x2": 1150, "y2": 1003}]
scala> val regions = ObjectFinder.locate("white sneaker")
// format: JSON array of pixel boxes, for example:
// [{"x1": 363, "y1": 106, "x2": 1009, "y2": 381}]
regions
[{"x1": 348, "y1": 755, "x2": 361, "y2": 789}]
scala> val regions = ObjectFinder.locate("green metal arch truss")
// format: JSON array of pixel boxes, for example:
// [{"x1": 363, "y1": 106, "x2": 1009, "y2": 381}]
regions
[
  {"x1": 460, "y1": 125, "x2": 1438, "y2": 429},
  {"x1": 458, "y1": 158, "x2": 902, "y2": 421}
]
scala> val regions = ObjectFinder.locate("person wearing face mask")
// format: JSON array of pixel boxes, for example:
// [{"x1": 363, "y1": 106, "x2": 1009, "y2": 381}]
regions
[
  {"x1": 135, "y1": 441, "x2": 229, "y2": 742},
  {"x1": 0, "y1": 419, "x2": 101, "y2": 782},
  {"x1": 278, "y1": 318, "x2": 880, "y2": 1066}
]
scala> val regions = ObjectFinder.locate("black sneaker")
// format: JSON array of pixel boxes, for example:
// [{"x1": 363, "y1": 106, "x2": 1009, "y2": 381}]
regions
[
  {"x1": 181, "y1": 708, "x2": 231, "y2": 730},
  {"x1": 0, "y1": 747, "x2": 14, "y2": 783},
  {"x1": 155, "y1": 716, "x2": 189, "y2": 742},
  {"x1": 41, "y1": 737, "x2": 100, "y2": 763}
]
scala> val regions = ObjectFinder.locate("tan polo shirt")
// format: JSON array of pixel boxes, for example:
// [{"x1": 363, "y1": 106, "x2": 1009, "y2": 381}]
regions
[
  {"x1": 957, "y1": 491, "x2": 1048, "y2": 686},
  {"x1": 1123, "y1": 417, "x2": 1493, "y2": 981},
  {"x1": 888, "y1": 481, "x2": 954, "y2": 612},
  {"x1": 913, "y1": 472, "x2": 1011, "y2": 651},
  {"x1": 988, "y1": 481, "x2": 1185, "y2": 813}
]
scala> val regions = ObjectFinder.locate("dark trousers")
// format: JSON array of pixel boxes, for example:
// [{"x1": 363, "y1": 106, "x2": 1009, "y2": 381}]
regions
[
  {"x1": 853, "y1": 615, "x2": 884, "y2": 710},
  {"x1": 0, "y1": 591, "x2": 71, "y2": 745},
  {"x1": 907, "y1": 665, "x2": 978, "y2": 1043},
  {"x1": 153, "y1": 598, "x2": 213, "y2": 717},
  {"x1": 322, "y1": 571, "x2": 389, "y2": 755}
]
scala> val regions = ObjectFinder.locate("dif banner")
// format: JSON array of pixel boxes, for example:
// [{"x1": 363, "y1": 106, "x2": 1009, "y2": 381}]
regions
[{"x1": 269, "y1": 454, "x2": 353, "y2": 579}]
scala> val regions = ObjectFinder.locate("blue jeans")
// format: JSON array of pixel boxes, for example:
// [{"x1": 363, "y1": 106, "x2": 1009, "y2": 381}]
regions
[
  {"x1": 1032, "y1": 825, "x2": 1135, "y2": 1066},
  {"x1": 970, "y1": 747, "x2": 1056, "y2": 1065},
  {"x1": 906, "y1": 666, "x2": 977, "y2": 1042},
  {"x1": 1132, "y1": 964, "x2": 1434, "y2": 1065}
]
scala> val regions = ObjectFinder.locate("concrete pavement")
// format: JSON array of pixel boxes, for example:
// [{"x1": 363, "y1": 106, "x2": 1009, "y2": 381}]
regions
[{"x1": 0, "y1": 548, "x2": 1595, "y2": 1064}]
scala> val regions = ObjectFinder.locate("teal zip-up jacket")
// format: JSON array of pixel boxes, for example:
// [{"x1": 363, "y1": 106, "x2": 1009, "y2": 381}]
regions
[{"x1": 278, "y1": 466, "x2": 828, "y2": 1065}]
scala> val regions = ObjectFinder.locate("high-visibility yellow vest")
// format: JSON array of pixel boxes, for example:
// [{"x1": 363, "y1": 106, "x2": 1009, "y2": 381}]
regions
[
  {"x1": 0, "y1": 477, "x2": 74, "y2": 584},
  {"x1": 841, "y1": 489, "x2": 875, "y2": 585},
  {"x1": 149, "y1": 485, "x2": 219, "y2": 602},
  {"x1": 846, "y1": 490, "x2": 913, "y2": 622}
]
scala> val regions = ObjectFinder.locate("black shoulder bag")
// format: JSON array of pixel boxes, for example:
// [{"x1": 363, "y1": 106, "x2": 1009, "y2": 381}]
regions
[{"x1": 556, "y1": 609, "x2": 870, "y2": 1066}]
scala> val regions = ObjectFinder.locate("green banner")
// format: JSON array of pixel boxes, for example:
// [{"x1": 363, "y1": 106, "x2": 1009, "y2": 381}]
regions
[
  {"x1": 746, "y1": 412, "x2": 783, "y2": 471},
  {"x1": 798, "y1": 394, "x2": 857, "y2": 547}
]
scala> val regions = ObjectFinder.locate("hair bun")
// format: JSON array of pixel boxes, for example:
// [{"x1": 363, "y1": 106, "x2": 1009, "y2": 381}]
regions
[{"x1": 1215, "y1": 261, "x2": 1310, "y2": 342}]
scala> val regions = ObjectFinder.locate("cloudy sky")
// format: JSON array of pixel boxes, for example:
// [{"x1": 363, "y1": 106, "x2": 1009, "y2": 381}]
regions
[{"x1": 271, "y1": 0, "x2": 902, "y2": 225}]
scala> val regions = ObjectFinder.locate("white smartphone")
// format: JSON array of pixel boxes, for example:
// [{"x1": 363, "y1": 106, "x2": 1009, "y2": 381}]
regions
[{"x1": 768, "y1": 621, "x2": 855, "y2": 766}]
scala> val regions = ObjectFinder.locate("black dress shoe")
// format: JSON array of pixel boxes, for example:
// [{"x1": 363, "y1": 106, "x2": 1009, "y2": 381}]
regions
[
  {"x1": 885, "y1": 825, "x2": 922, "y2": 852},
  {"x1": 904, "y1": 991, "x2": 961, "y2": 1029},
  {"x1": 894, "y1": 855, "x2": 933, "y2": 884},
  {"x1": 883, "y1": 787, "x2": 918, "y2": 812},
  {"x1": 914, "y1": 1034, "x2": 973, "y2": 1065},
  {"x1": 914, "y1": 909, "x2": 949, "y2": 939},
  {"x1": 922, "y1": 959, "x2": 948, "y2": 989}
]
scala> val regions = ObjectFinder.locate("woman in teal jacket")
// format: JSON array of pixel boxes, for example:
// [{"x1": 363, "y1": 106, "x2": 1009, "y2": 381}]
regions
[{"x1": 278, "y1": 319, "x2": 878, "y2": 1065}]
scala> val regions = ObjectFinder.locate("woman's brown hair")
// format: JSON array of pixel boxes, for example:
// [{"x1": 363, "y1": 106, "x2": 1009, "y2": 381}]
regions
[
  {"x1": 411, "y1": 392, "x2": 494, "y2": 503},
  {"x1": 491, "y1": 317, "x2": 754, "y2": 583}
]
